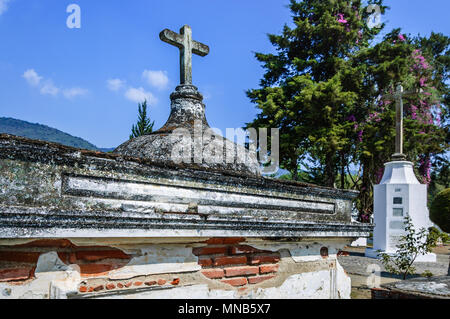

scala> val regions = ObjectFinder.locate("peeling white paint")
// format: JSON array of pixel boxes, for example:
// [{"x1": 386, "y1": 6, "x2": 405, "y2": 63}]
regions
[{"x1": 108, "y1": 245, "x2": 200, "y2": 280}]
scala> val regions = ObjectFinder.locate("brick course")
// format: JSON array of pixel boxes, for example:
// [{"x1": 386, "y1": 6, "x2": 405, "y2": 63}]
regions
[{"x1": 194, "y1": 239, "x2": 281, "y2": 289}]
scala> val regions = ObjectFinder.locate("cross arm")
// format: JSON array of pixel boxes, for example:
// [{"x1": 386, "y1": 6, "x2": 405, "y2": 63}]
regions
[
  {"x1": 159, "y1": 29, "x2": 184, "y2": 49},
  {"x1": 192, "y1": 41, "x2": 209, "y2": 57},
  {"x1": 382, "y1": 88, "x2": 423, "y2": 100}
]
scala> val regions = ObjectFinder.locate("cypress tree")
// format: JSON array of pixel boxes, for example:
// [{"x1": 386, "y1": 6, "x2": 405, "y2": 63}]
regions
[{"x1": 130, "y1": 100, "x2": 155, "y2": 139}]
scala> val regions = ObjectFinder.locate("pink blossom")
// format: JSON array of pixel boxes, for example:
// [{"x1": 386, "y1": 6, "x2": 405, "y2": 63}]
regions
[
  {"x1": 398, "y1": 34, "x2": 406, "y2": 42},
  {"x1": 419, "y1": 78, "x2": 426, "y2": 87},
  {"x1": 337, "y1": 13, "x2": 347, "y2": 24},
  {"x1": 357, "y1": 130, "x2": 364, "y2": 142},
  {"x1": 375, "y1": 167, "x2": 384, "y2": 184}
]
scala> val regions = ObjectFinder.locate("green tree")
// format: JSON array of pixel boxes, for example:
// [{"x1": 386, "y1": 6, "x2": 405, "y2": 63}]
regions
[
  {"x1": 247, "y1": 0, "x2": 449, "y2": 222},
  {"x1": 246, "y1": 0, "x2": 386, "y2": 185},
  {"x1": 130, "y1": 100, "x2": 155, "y2": 139}
]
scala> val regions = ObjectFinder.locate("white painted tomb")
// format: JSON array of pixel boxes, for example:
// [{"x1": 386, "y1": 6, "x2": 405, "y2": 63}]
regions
[{"x1": 365, "y1": 161, "x2": 436, "y2": 262}]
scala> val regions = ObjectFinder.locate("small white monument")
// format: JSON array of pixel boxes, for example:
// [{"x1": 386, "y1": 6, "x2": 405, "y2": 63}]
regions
[{"x1": 365, "y1": 84, "x2": 436, "y2": 262}]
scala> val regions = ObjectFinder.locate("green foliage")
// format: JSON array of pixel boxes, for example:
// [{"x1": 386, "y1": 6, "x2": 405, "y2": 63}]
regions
[
  {"x1": 379, "y1": 216, "x2": 440, "y2": 280},
  {"x1": 430, "y1": 188, "x2": 450, "y2": 233},
  {"x1": 429, "y1": 226, "x2": 449, "y2": 244},
  {"x1": 130, "y1": 100, "x2": 155, "y2": 139},
  {"x1": 0, "y1": 117, "x2": 101, "y2": 151},
  {"x1": 421, "y1": 270, "x2": 434, "y2": 278}
]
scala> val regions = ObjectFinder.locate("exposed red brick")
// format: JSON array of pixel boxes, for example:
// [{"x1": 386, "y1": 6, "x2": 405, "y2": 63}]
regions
[
  {"x1": 134, "y1": 281, "x2": 143, "y2": 287},
  {"x1": 0, "y1": 268, "x2": 33, "y2": 282},
  {"x1": 117, "y1": 283, "x2": 124, "y2": 288},
  {"x1": 193, "y1": 246, "x2": 228, "y2": 256},
  {"x1": 201, "y1": 269, "x2": 224, "y2": 279},
  {"x1": 125, "y1": 282, "x2": 132, "y2": 288},
  {"x1": 337, "y1": 250, "x2": 349, "y2": 257},
  {"x1": 229, "y1": 245, "x2": 261, "y2": 255},
  {"x1": 224, "y1": 266, "x2": 259, "y2": 277},
  {"x1": 57, "y1": 252, "x2": 69, "y2": 263},
  {"x1": 320, "y1": 247, "x2": 329, "y2": 258},
  {"x1": 93, "y1": 285, "x2": 104, "y2": 292},
  {"x1": 79, "y1": 264, "x2": 116, "y2": 277},
  {"x1": 221, "y1": 277, "x2": 247, "y2": 287},
  {"x1": 259, "y1": 264, "x2": 279, "y2": 274},
  {"x1": 214, "y1": 255, "x2": 247, "y2": 266},
  {"x1": 223, "y1": 238, "x2": 246, "y2": 244},
  {"x1": 171, "y1": 278, "x2": 180, "y2": 285},
  {"x1": 0, "y1": 251, "x2": 41, "y2": 263},
  {"x1": 248, "y1": 275, "x2": 276, "y2": 285},
  {"x1": 106, "y1": 283, "x2": 115, "y2": 290},
  {"x1": 206, "y1": 238, "x2": 224, "y2": 245},
  {"x1": 249, "y1": 254, "x2": 280, "y2": 265},
  {"x1": 158, "y1": 279, "x2": 167, "y2": 285},
  {"x1": 75, "y1": 250, "x2": 130, "y2": 262},
  {"x1": 198, "y1": 257, "x2": 213, "y2": 267},
  {"x1": 79, "y1": 286, "x2": 88, "y2": 293},
  {"x1": 18, "y1": 239, "x2": 73, "y2": 248},
  {"x1": 145, "y1": 281, "x2": 157, "y2": 286},
  {"x1": 69, "y1": 253, "x2": 77, "y2": 264}
]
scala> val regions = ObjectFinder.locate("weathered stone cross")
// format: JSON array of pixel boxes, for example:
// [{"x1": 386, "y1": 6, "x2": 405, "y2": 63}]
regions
[
  {"x1": 384, "y1": 83, "x2": 419, "y2": 161},
  {"x1": 159, "y1": 25, "x2": 210, "y2": 85}
]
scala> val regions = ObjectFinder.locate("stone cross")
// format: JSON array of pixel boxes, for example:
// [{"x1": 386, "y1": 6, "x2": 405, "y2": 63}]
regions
[
  {"x1": 384, "y1": 83, "x2": 418, "y2": 161},
  {"x1": 159, "y1": 25, "x2": 210, "y2": 85}
]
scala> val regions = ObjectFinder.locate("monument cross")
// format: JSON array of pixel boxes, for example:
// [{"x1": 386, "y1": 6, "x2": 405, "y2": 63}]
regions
[
  {"x1": 160, "y1": 25, "x2": 210, "y2": 85},
  {"x1": 383, "y1": 83, "x2": 419, "y2": 161}
]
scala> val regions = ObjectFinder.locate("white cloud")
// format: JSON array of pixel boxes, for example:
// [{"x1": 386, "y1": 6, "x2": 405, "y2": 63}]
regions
[
  {"x1": 23, "y1": 69, "x2": 42, "y2": 87},
  {"x1": 0, "y1": 0, "x2": 11, "y2": 16},
  {"x1": 142, "y1": 70, "x2": 169, "y2": 90},
  {"x1": 107, "y1": 78, "x2": 125, "y2": 91},
  {"x1": 23, "y1": 69, "x2": 88, "y2": 99},
  {"x1": 125, "y1": 87, "x2": 157, "y2": 104},
  {"x1": 40, "y1": 81, "x2": 59, "y2": 96},
  {"x1": 63, "y1": 87, "x2": 88, "y2": 99}
]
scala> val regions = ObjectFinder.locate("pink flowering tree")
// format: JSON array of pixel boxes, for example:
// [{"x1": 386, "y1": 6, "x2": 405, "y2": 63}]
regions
[{"x1": 349, "y1": 29, "x2": 448, "y2": 221}]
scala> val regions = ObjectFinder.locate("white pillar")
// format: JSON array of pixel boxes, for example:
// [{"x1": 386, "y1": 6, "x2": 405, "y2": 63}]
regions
[{"x1": 365, "y1": 161, "x2": 436, "y2": 262}]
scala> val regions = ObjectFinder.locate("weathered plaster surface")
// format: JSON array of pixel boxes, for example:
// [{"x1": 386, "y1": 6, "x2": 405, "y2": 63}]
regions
[
  {"x1": 0, "y1": 135, "x2": 369, "y2": 299},
  {"x1": 0, "y1": 238, "x2": 352, "y2": 299},
  {"x1": 0, "y1": 135, "x2": 371, "y2": 239},
  {"x1": 115, "y1": 85, "x2": 260, "y2": 176}
]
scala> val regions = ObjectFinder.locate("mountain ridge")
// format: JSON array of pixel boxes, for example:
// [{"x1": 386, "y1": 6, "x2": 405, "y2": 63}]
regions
[{"x1": 0, "y1": 117, "x2": 114, "y2": 152}]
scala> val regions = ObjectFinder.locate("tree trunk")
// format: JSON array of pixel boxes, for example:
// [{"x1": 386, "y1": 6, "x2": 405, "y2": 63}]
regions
[
  {"x1": 325, "y1": 151, "x2": 336, "y2": 188},
  {"x1": 340, "y1": 152, "x2": 345, "y2": 189}
]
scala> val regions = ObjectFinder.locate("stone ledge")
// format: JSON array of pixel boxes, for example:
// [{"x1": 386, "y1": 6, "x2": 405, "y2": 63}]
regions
[
  {"x1": 0, "y1": 134, "x2": 358, "y2": 200},
  {"x1": 372, "y1": 276, "x2": 450, "y2": 299},
  {"x1": 0, "y1": 205, "x2": 372, "y2": 239}
]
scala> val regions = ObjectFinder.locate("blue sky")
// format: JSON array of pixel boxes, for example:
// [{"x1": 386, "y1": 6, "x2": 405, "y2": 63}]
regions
[{"x1": 0, "y1": 0, "x2": 449, "y2": 148}]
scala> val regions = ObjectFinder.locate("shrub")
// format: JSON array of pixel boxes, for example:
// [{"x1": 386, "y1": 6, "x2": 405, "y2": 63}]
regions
[
  {"x1": 379, "y1": 216, "x2": 440, "y2": 280},
  {"x1": 430, "y1": 188, "x2": 450, "y2": 233}
]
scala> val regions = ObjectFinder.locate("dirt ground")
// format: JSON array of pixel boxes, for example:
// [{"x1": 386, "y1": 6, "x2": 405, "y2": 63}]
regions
[{"x1": 337, "y1": 244, "x2": 450, "y2": 299}]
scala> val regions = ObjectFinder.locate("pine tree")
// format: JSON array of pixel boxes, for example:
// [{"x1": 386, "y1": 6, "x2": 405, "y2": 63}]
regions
[
  {"x1": 130, "y1": 100, "x2": 155, "y2": 139},
  {"x1": 246, "y1": 0, "x2": 386, "y2": 185}
]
